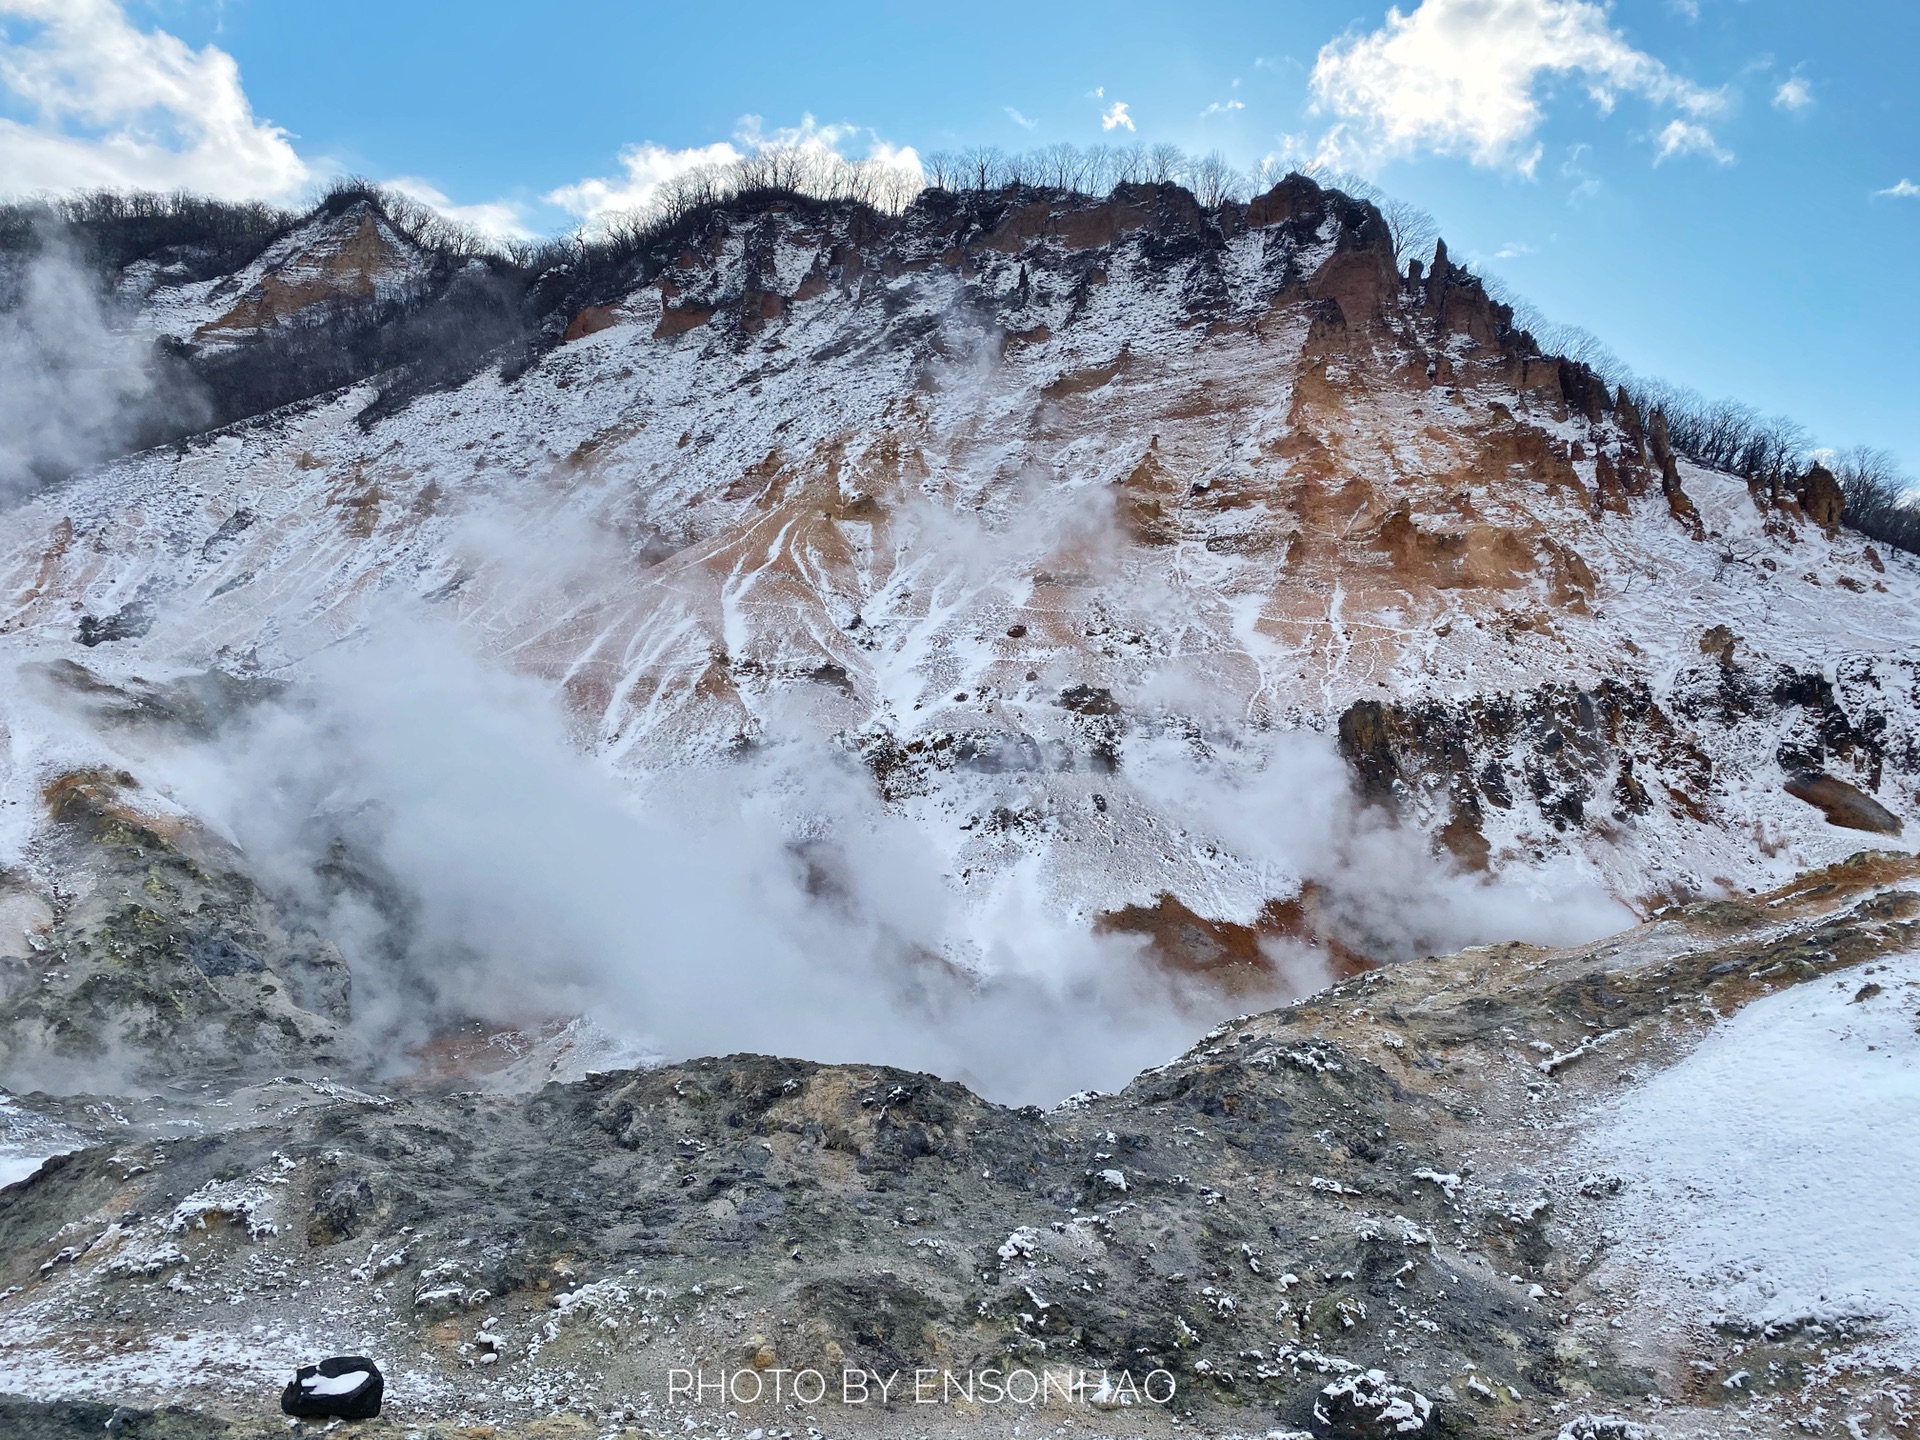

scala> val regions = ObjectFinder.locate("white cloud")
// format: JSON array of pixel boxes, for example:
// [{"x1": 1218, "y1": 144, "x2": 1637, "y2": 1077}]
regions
[
  {"x1": 1876, "y1": 179, "x2": 1920, "y2": 199},
  {"x1": 1772, "y1": 75, "x2": 1812, "y2": 112},
  {"x1": 545, "y1": 138, "x2": 743, "y2": 222},
  {"x1": 1654, "y1": 117, "x2": 1731, "y2": 165},
  {"x1": 0, "y1": 0, "x2": 308, "y2": 200},
  {"x1": 1200, "y1": 99, "x2": 1246, "y2": 118},
  {"x1": 1309, "y1": 0, "x2": 1726, "y2": 174},
  {"x1": 1493, "y1": 240, "x2": 1535, "y2": 258},
  {"x1": 1003, "y1": 105, "x2": 1038, "y2": 130},
  {"x1": 385, "y1": 178, "x2": 535, "y2": 242},
  {"x1": 546, "y1": 114, "x2": 923, "y2": 228},
  {"x1": 1100, "y1": 100, "x2": 1134, "y2": 132}
]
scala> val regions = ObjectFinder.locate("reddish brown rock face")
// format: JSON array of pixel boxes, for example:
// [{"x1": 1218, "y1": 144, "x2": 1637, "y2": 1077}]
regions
[
  {"x1": 1096, "y1": 888, "x2": 1375, "y2": 996},
  {"x1": 562, "y1": 304, "x2": 620, "y2": 343},
  {"x1": 195, "y1": 205, "x2": 424, "y2": 340}
]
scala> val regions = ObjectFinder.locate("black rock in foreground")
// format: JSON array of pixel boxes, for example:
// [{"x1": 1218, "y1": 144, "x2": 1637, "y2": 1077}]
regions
[{"x1": 279, "y1": 1356, "x2": 383, "y2": 1420}]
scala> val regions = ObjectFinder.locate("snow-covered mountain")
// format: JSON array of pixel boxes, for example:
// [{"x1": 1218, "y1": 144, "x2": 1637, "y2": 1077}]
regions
[
  {"x1": 3, "y1": 183, "x2": 1912, "y2": 1015},
  {"x1": 2, "y1": 177, "x2": 1918, "y2": 1439}
]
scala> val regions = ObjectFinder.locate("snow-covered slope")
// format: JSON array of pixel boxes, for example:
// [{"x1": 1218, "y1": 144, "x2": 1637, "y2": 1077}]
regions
[
  {"x1": 0, "y1": 179, "x2": 1914, "y2": 1084},
  {"x1": 1584, "y1": 948, "x2": 1920, "y2": 1365}
]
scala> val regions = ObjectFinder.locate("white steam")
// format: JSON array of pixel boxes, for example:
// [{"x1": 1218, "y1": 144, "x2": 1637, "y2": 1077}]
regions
[
  {"x1": 142, "y1": 622, "x2": 1226, "y2": 1106},
  {"x1": 127, "y1": 600, "x2": 1632, "y2": 1108},
  {"x1": 1127, "y1": 729, "x2": 1633, "y2": 961},
  {"x1": 0, "y1": 239, "x2": 157, "y2": 497},
  {"x1": 106, "y1": 353, "x2": 1640, "y2": 1104}
]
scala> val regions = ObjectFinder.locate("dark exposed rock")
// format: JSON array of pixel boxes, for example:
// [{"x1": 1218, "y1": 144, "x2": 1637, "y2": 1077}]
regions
[
  {"x1": 951, "y1": 729, "x2": 1045, "y2": 773},
  {"x1": 199, "y1": 507, "x2": 256, "y2": 558},
  {"x1": 1784, "y1": 772, "x2": 1903, "y2": 835},
  {"x1": 75, "y1": 602, "x2": 154, "y2": 647},
  {"x1": 1337, "y1": 682, "x2": 1709, "y2": 840},
  {"x1": 1058, "y1": 684, "x2": 1120, "y2": 716},
  {"x1": 1333, "y1": 660, "x2": 1918, "y2": 863},
  {"x1": 1613, "y1": 387, "x2": 1646, "y2": 463},
  {"x1": 29, "y1": 662, "x2": 286, "y2": 738},
  {"x1": 1337, "y1": 700, "x2": 1399, "y2": 804},
  {"x1": 1424, "y1": 239, "x2": 1451, "y2": 309},
  {"x1": 1557, "y1": 358, "x2": 1611, "y2": 423},
  {"x1": 0, "y1": 770, "x2": 360, "y2": 1086},
  {"x1": 1646, "y1": 410, "x2": 1703, "y2": 536},
  {"x1": 185, "y1": 933, "x2": 266, "y2": 977},
  {"x1": 1592, "y1": 450, "x2": 1630, "y2": 515},
  {"x1": 1312, "y1": 1369, "x2": 1435, "y2": 1438},
  {"x1": 0, "y1": 1397, "x2": 232, "y2": 1439}
]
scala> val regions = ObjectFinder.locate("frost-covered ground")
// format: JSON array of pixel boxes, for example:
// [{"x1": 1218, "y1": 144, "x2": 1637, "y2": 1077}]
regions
[
  {"x1": 1584, "y1": 948, "x2": 1920, "y2": 1365},
  {"x1": 6, "y1": 846, "x2": 1916, "y2": 1438}
]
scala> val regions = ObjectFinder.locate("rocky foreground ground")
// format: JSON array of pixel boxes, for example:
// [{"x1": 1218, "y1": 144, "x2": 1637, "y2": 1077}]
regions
[{"x1": 4, "y1": 851, "x2": 1917, "y2": 1440}]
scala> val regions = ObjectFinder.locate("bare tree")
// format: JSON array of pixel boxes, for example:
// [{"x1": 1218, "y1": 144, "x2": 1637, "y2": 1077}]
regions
[
  {"x1": 956, "y1": 147, "x2": 1007, "y2": 190},
  {"x1": 1301, "y1": 168, "x2": 1436, "y2": 267},
  {"x1": 1081, "y1": 144, "x2": 1125, "y2": 195},
  {"x1": 1741, "y1": 416, "x2": 1810, "y2": 505},
  {"x1": 921, "y1": 152, "x2": 956, "y2": 190},
  {"x1": 1835, "y1": 446, "x2": 1920, "y2": 554},
  {"x1": 1182, "y1": 150, "x2": 1240, "y2": 208},
  {"x1": 1034, "y1": 142, "x2": 1084, "y2": 192},
  {"x1": 1246, "y1": 156, "x2": 1289, "y2": 196},
  {"x1": 1377, "y1": 197, "x2": 1438, "y2": 270},
  {"x1": 1144, "y1": 144, "x2": 1184, "y2": 184},
  {"x1": 1518, "y1": 317, "x2": 1626, "y2": 381}
]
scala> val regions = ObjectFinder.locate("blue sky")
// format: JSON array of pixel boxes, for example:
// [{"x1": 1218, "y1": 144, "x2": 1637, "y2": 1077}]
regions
[{"x1": 2, "y1": 0, "x2": 1915, "y2": 473}]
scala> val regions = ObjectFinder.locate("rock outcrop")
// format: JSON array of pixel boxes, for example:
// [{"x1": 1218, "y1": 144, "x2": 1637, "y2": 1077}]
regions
[
  {"x1": 1784, "y1": 770, "x2": 1904, "y2": 834},
  {"x1": 1800, "y1": 461, "x2": 1846, "y2": 531}
]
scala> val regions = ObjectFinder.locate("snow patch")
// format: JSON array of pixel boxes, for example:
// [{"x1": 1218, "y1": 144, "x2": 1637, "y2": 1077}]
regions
[{"x1": 1583, "y1": 951, "x2": 1920, "y2": 1360}]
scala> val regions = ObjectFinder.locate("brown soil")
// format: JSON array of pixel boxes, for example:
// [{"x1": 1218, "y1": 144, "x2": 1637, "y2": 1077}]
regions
[
  {"x1": 1096, "y1": 889, "x2": 1374, "y2": 997},
  {"x1": 562, "y1": 306, "x2": 620, "y2": 343}
]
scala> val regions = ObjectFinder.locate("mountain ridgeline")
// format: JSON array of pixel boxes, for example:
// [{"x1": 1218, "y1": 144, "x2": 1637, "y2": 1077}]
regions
[{"x1": 1, "y1": 175, "x2": 1911, "y2": 554}]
